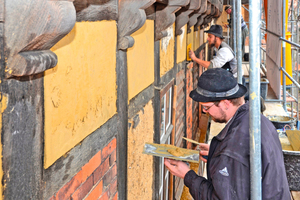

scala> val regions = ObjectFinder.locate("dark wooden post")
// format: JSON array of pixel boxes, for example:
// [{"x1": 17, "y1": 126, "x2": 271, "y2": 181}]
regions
[
  {"x1": 117, "y1": 1, "x2": 155, "y2": 199},
  {"x1": 1, "y1": 0, "x2": 75, "y2": 199}
]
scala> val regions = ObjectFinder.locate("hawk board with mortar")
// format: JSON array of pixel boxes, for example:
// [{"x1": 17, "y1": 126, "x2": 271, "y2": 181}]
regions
[{"x1": 142, "y1": 142, "x2": 199, "y2": 163}]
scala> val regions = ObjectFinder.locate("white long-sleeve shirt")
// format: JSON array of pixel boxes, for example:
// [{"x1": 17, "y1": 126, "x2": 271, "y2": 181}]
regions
[{"x1": 208, "y1": 42, "x2": 239, "y2": 78}]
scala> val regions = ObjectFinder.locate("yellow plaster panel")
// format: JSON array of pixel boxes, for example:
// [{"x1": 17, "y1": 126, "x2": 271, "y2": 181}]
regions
[
  {"x1": 128, "y1": 101, "x2": 154, "y2": 200},
  {"x1": 194, "y1": 28, "x2": 201, "y2": 51},
  {"x1": 187, "y1": 26, "x2": 194, "y2": 51},
  {"x1": 127, "y1": 20, "x2": 154, "y2": 101},
  {"x1": 160, "y1": 24, "x2": 175, "y2": 77},
  {"x1": 0, "y1": 95, "x2": 7, "y2": 200},
  {"x1": 44, "y1": 21, "x2": 117, "y2": 168},
  {"x1": 176, "y1": 25, "x2": 187, "y2": 63}
]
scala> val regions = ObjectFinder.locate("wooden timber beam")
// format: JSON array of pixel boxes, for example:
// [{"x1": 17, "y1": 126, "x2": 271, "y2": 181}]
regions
[
  {"x1": 155, "y1": 0, "x2": 190, "y2": 41},
  {"x1": 196, "y1": 2, "x2": 211, "y2": 29},
  {"x1": 189, "y1": 0, "x2": 207, "y2": 32},
  {"x1": 118, "y1": 0, "x2": 156, "y2": 50},
  {"x1": 193, "y1": 0, "x2": 207, "y2": 31},
  {"x1": 4, "y1": 0, "x2": 76, "y2": 77},
  {"x1": 74, "y1": 0, "x2": 118, "y2": 21},
  {"x1": 175, "y1": 0, "x2": 201, "y2": 36}
]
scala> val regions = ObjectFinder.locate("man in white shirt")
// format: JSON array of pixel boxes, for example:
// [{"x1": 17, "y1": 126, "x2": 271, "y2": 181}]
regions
[{"x1": 189, "y1": 25, "x2": 238, "y2": 78}]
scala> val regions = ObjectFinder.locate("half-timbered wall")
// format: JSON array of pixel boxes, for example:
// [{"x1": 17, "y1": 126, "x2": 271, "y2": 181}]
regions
[{"x1": 0, "y1": 0, "x2": 222, "y2": 199}]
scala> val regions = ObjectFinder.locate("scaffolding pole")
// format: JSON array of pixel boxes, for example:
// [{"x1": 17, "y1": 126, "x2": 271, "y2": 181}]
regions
[
  {"x1": 232, "y1": 0, "x2": 236, "y2": 52},
  {"x1": 249, "y1": 0, "x2": 262, "y2": 199},
  {"x1": 236, "y1": 0, "x2": 242, "y2": 84},
  {"x1": 297, "y1": 0, "x2": 300, "y2": 123}
]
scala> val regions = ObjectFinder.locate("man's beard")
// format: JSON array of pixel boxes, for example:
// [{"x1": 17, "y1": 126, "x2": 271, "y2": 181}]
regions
[
  {"x1": 211, "y1": 108, "x2": 227, "y2": 123},
  {"x1": 209, "y1": 37, "x2": 216, "y2": 48}
]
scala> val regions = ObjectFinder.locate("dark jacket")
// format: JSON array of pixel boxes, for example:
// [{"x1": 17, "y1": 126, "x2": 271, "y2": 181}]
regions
[{"x1": 184, "y1": 102, "x2": 290, "y2": 200}]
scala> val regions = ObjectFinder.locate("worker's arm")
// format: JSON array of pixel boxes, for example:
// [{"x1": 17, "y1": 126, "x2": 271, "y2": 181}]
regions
[{"x1": 189, "y1": 50, "x2": 211, "y2": 68}]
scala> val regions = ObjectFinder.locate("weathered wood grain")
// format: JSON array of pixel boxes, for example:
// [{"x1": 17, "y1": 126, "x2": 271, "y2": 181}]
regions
[
  {"x1": 118, "y1": 0, "x2": 155, "y2": 50},
  {"x1": 189, "y1": 0, "x2": 207, "y2": 32},
  {"x1": 196, "y1": 2, "x2": 211, "y2": 28},
  {"x1": 155, "y1": 0, "x2": 189, "y2": 40},
  {"x1": 175, "y1": 0, "x2": 200, "y2": 36},
  {"x1": 0, "y1": 0, "x2": 4, "y2": 22},
  {"x1": 74, "y1": 0, "x2": 118, "y2": 21},
  {"x1": 5, "y1": 0, "x2": 76, "y2": 77}
]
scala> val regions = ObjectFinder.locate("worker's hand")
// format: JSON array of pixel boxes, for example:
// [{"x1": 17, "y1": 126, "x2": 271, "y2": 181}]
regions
[
  {"x1": 196, "y1": 143, "x2": 209, "y2": 163},
  {"x1": 189, "y1": 50, "x2": 196, "y2": 60},
  {"x1": 223, "y1": 23, "x2": 229, "y2": 28},
  {"x1": 164, "y1": 158, "x2": 190, "y2": 179}
]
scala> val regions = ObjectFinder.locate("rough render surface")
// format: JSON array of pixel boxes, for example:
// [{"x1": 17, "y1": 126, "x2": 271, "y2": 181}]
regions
[
  {"x1": 160, "y1": 24, "x2": 175, "y2": 77},
  {"x1": 127, "y1": 101, "x2": 154, "y2": 200}
]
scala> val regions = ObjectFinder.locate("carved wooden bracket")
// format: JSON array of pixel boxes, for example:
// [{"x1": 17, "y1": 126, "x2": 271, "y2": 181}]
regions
[
  {"x1": 216, "y1": 0, "x2": 223, "y2": 17},
  {"x1": 200, "y1": 0, "x2": 222, "y2": 28},
  {"x1": 118, "y1": 0, "x2": 156, "y2": 50},
  {"x1": 5, "y1": 0, "x2": 76, "y2": 77},
  {"x1": 74, "y1": 0, "x2": 118, "y2": 21},
  {"x1": 188, "y1": 0, "x2": 207, "y2": 32},
  {"x1": 195, "y1": 2, "x2": 211, "y2": 29},
  {"x1": 175, "y1": 0, "x2": 202, "y2": 36},
  {"x1": 201, "y1": 3, "x2": 215, "y2": 28},
  {"x1": 155, "y1": 0, "x2": 190, "y2": 40},
  {"x1": 210, "y1": 0, "x2": 222, "y2": 18}
]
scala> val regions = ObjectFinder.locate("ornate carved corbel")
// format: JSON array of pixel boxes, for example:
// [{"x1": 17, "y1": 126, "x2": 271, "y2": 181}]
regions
[
  {"x1": 209, "y1": 0, "x2": 222, "y2": 18},
  {"x1": 216, "y1": 0, "x2": 223, "y2": 17},
  {"x1": 155, "y1": 0, "x2": 190, "y2": 40},
  {"x1": 193, "y1": 0, "x2": 207, "y2": 31},
  {"x1": 5, "y1": 0, "x2": 76, "y2": 77},
  {"x1": 175, "y1": 0, "x2": 201, "y2": 36},
  {"x1": 201, "y1": 7, "x2": 214, "y2": 28},
  {"x1": 118, "y1": 0, "x2": 156, "y2": 50},
  {"x1": 74, "y1": 0, "x2": 118, "y2": 21},
  {"x1": 196, "y1": 2, "x2": 211, "y2": 29},
  {"x1": 188, "y1": 0, "x2": 207, "y2": 32},
  {"x1": 202, "y1": 0, "x2": 222, "y2": 27}
]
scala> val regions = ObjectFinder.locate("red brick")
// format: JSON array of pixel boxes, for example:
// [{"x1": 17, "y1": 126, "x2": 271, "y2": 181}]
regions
[
  {"x1": 111, "y1": 192, "x2": 118, "y2": 200},
  {"x1": 103, "y1": 164, "x2": 117, "y2": 188},
  {"x1": 108, "y1": 177, "x2": 117, "y2": 198},
  {"x1": 109, "y1": 150, "x2": 116, "y2": 166},
  {"x1": 48, "y1": 195, "x2": 55, "y2": 200},
  {"x1": 71, "y1": 175, "x2": 94, "y2": 200},
  {"x1": 98, "y1": 190, "x2": 109, "y2": 200},
  {"x1": 85, "y1": 180, "x2": 103, "y2": 200},
  {"x1": 55, "y1": 170, "x2": 84, "y2": 200},
  {"x1": 81, "y1": 150, "x2": 102, "y2": 180},
  {"x1": 101, "y1": 138, "x2": 116, "y2": 161},
  {"x1": 93, "y1": 157, "x2": 110, "y2": 184}
]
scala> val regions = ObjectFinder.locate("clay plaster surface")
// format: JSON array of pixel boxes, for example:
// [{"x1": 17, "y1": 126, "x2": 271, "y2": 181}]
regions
[
  {"x1": 127, "y1": 102, "x2": 154, "y2": 200},
  {"x1": 44, "y1": 21, "x2": 117, "y2": 168},
  {"x1": 127, "y1": 20, "x2": 154, "y2": 101},
  {"x1": 160, "y1": 24, "x2": 175, "y2": 77},
  {"x1": 177, "y1": 25, "x2": 187, "y2": 63}
]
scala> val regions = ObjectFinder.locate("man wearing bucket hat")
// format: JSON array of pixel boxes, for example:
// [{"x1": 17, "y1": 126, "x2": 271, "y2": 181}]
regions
[
  {"x1": 189, "y1": 25, "x2": 238, "y2": 78},
  {"x1": 164, "y1": 68, "x2": 290, "y2": 199},
  {"x1": 224, "y1": 5, "x2": 249, "y2": 59}
]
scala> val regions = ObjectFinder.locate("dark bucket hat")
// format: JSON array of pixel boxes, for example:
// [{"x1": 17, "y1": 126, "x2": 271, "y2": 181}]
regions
[
  {"x1": 189, "y1": 68, "x2": 247, "y2": 102},
  {"x1": 204, "y1": 25, "x2": 225, "y2": 39}
]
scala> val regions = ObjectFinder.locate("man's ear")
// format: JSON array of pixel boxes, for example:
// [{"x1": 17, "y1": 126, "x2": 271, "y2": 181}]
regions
[{"x1": 221, "y1": 99, "x2": 232, "y2": 107}]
